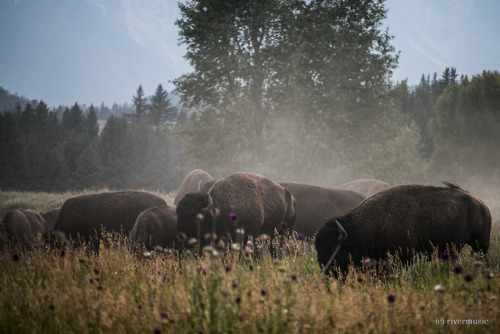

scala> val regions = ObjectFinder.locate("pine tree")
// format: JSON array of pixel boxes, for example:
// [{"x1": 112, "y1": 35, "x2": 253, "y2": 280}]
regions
[
  {"x1": 149, "y1": 84, "x2": 177, "y2": 129},
  {"x1": 132, "y1": 85, "x2": 148, "y2": 119}
]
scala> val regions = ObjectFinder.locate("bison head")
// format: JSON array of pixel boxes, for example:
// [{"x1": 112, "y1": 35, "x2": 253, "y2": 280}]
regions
[
  {"x1": 176, "y1": 192, "x2": 216, "y2": 246},
  {"x1": 315, "y1": 218, "x2": 355, "y2": 278}
]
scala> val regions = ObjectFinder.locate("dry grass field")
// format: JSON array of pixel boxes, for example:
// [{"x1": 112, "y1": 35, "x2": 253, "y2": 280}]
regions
[{"x1": 0, "y1": 190, "x2": 499, "y2": 333}]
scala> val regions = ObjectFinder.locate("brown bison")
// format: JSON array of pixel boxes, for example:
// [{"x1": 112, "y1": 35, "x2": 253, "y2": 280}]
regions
[
  {"x1": 315, "y1": 183, "x2": 492, "y2": 277},
  {"x1": 41, "y1": 208, "x2": 60, "y2": 231},
  {"x1": 278, "y1": 181, "x2": 365, "y2": 238},
  {"x1": 174, "y1": 169, "x2": 214, "y2": 206},
  {"x1": 335, "y1": 179, "x2": 390, "y2": 198},
  {"x1": 176, "y1": 172, "x2": 296, "y2": 245},
  {"x1": 1, "y1": 209, "x2": 48, "y2": 247},
  {"x1": 130, "y1": 205, "x2": 177, "y2": 249},
  {"x1": 53, "y1": 191, "x2": 166, "y2": 245}
]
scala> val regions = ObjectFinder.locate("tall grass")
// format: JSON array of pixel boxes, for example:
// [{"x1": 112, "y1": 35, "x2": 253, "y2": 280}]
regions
[{"x1": 1, "y1": 191, "x2": 499, "y2": 333}]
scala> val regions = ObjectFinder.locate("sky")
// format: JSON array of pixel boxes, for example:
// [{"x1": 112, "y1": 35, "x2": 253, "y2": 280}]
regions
[{"x1": 0, "y1": 0, "x2": 499, "y2": 108}]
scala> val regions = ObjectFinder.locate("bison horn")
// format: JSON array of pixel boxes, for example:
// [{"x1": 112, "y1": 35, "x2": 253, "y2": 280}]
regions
[
  {"x1": 335, "y1": 220, "x2": 347, "y2": 242},
  {"x1": 203, "y1": 194, "x2": 214, "y2": 211}
]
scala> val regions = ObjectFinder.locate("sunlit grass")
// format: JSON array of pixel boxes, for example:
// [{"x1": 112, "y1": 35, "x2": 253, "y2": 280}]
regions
[{"x1": 0, "y1": 191, "x2": 499, "y2": 333}]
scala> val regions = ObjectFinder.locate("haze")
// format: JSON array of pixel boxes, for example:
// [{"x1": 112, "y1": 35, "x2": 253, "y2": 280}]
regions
[{"x1": 0, "y1": 0, "x2": 499, "y2": 107}]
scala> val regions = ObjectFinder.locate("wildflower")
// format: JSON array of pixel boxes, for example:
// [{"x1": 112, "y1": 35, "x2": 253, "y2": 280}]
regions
[
  {"x1": 439, "y1": 251, "x2": 449, "y2": 260},
  {"x1": 88, "y1": 276, "x2": 94, "y2": 284},
  {"x1": 235, "y1": 296, "x2": 241, "y2": 304},
  {"x1": 225, "y1": 265, "x2": 232, "y2": 273},
  {"x1": 93, "y1": 268, "x2": 100, "y2": 275},
  {"x1": 12, "y1": 254, "x2": 19, "y2": 262},
  {"x1": 387, "y1": 293, "x2": 395, "y2": 303},
  {"x1": 453, "y1": 265, "x2": 462, "y2": 274},
  {"x1": 297, "y1": 233, "x2": 305, "y2": 241},
  {"x1": 187, "y1": 238, "x2": 198, "y2": 247},
  {"x1": 59, "y1": 249, "x2": 66, "y2": 257},
  {"x1": 229, "y1": 212, "x2": 238, "y2": 221},
  {"x1": 222, "y1": 232, "x2": 232, "y2": 240},
  {"x1": 450, "y1": 252, "x2": 459, "y2": 260},
  {"x1": 143, "y1": 251, "x2": 152, "y2": 258},
  {"x1": 211, "y1": 207, "x2": 220, "y2": 216},
  {"x1": 487, "y1": 272, "x2": 494, "y2": 279},
  {"x1": 177, "y1": 232, "x2": 187, "y2": 242},
  {"x1": 357, "y1": 277, "x2": 364, "y2": 283},
  {"x1": 217, "y1": 239, "x2": 225, "y2": 250},
  {"x1": 195, "y1": 213, "x2": 204, "y2": 222},
  {"x1": 279, "y1": 221, "x2": 288, "y2": 230},
  {"x1": 232, "y1": 281, "x2": 238, "y2": 289},
  {"x1": 236, "y1": 228, "x2": 245, "y2": 236},
  {"x1": 464, "y1": 273, "x2": 473, "y2": 282},
  {"x1": 249, "y1": 264, "x2": 254, "y2": 271},
  {"x1": 153, "y1": 328, "x2": 161, "y2": 334},
  {"x1": 260, "y1": 288, "x2": 267, "y2": 296},
  {"x1": 231, "y1": 243, "x2": 241, "y2": 251},
  {"x1": 291, "y1": 274, "x2": 297, "y2": 281},
  {"x1": 434, "y1": 284, "x2": 445, "y2": 293}
]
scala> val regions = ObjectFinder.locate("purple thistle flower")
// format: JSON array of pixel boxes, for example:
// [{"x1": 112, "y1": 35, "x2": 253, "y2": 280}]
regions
[
  {"x1": 235, "y1": 296, "x2": 241, "y2": 304},
  {"x1": 225, "y1": 265, "x2": 232, "y2": 273},
  {"x1": 88, "y1": 276, "x2": 94, "y2": 284},
  {"x1": 279, "y1": 221, "x2": 288, "y2": 230},
  {"x1": 291, "y1": 274, "x2": 297, "y2": 281},
  {"x1": 229, "y1": 212, "x2": 238, "y2": 221},
  {"x1": 464, "y1": 273, "x2": 473, "y2": 282},
  {"x1": 232, "y1": 281, "x2": 238, "y2": 289},
  {"x1": 453, "y1": 265, "x2": 462, "y2": 274},
  {"x1": 12, "y1": 254, "x2": 19, "y2": 262},
  {"x1": 297, "y1": 233, "x2": 305, "y2": 241},
  {"x1": 59, "y1": 249, "x2": 66, "y2": 258},
  {"x1": 260, "y1": 288, "x2": 267, "y2": 296},
  {"x1": 440, "y1": 251, "x2": 449, "y2": 260},
  {"x1": 249, "y1": 264, "x2": 254, "y2": 271},
  {"x1": 387, "y1": 293, "x2": 395, "y2": 303},
  {"x1": 153, "y1": 328, "x2": 161, "y2": 334},
  {"x1": 176, "y1": 232, "x2": 187, "y2": 241}
]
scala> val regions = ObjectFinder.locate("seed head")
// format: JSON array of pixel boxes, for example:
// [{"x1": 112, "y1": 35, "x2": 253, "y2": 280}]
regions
[{"x1": 387, "y1": 293, "x2": 395, "y2": 303}]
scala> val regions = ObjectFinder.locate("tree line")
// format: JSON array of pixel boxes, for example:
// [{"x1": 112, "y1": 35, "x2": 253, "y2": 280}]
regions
[
  {"x1": 0, "y1": 85, "x2": 187, "y2": 192},
  {"x1": 1, "y1": 0, "x2": 498, "y2": 193}
]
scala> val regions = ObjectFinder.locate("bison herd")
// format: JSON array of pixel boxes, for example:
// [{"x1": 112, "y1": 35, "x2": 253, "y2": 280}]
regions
[{"x1": 1, "y1": 169, "x2": 493, "y2": 278}]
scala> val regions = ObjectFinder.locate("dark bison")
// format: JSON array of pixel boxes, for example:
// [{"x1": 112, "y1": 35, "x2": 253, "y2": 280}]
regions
[
  {"x1": 1, "y1": 209, "x2": 48, "y2": 247},
  {"x1": 130, "y1": 205, "x2": 177, "y2": 249},
  {"x1": 315, "y1": 183, "x2": 492, "y2": 277},
  {"x1": 176, "y1": 172, "x2": 296, "y2": 244},
  {"x1": 53, "y1": 191, "x2": 166, "y2": 245},
  {"x1": 278, "y1": 181, "x2": 365, "y2": 237},
  {"x1": 335, "y1": 179, "x2": 390, "y2": 198},
  {"x1": 174, "y1": 169, "x2": 214, "y2": 206},
  {"x1": 41, "y1": 208, "x2": 60, "y2": 231}
]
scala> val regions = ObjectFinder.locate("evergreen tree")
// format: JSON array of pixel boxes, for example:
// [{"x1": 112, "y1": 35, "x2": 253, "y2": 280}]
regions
[
  {"x1": 86, "y1": 105, "x2": 100, "y2": 138},
  {"x1": 132, "y1": 85, "x2": 148, "y2": 119},
  {"x1": 149, "y1": 84, "x2": 177, "y2": 129}
]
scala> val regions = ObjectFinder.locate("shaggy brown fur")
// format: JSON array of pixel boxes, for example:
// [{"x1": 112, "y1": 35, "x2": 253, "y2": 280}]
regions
[
  {"x1": 53, "y1": 191, "x2": 165, "y2": 244},
  {"x1": 174, "y1": 169, "x2": 213, "y2": 205},
  {"x1": 278, "y1": 181, "x2": 365, "y2": 237},
  {"x1": 130, "y1": 205, "x2": 177, "y2": 249},
  {"x1": 315, "y1": 184, "x2": 492, "y2": 276},
  {"x1": 1, "y1": 209, "x2": 48, "y2": 246},
  {"x1": 176, "y1": 172, "x2": 296, "y2": 244}
]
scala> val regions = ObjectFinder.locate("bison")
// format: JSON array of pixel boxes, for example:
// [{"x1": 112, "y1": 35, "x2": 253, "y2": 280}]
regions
[
  {"x1": 53, "y1": 191, "x2": 166, "y2": 246},
  {"x1": 41, "y1": 208, "x2": 60, "y2": 232},
  {"x1": 1, "y1": 209, "x2": 48, "y2": 247},
  {"x1": 174, "y1": 169, "x2": 214, "y2": 206},
  {"x1": 278, "y1": 181, "x2": 365, "y2": 238},
  {"x1": 335, "y1": 179, "x2": 390, "y2": 198},
  {"x1": 176, "y1": 172, "x2": 296, "y2": 246},
  {"x1": 130, "y1": 205, "x2": 177, "y2": 249},
  {"x1": 315, "y1": 183, "x2": 492, "y2": 277}
]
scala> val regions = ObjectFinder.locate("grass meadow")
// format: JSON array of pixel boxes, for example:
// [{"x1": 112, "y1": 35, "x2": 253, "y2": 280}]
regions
[{"x1": 0, "y1": 190, "x2": 499, "y2": 333}]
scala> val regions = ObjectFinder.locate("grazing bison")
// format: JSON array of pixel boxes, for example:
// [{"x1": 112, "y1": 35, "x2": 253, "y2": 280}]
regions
[
  {"x1": 176, "y1": 172, "x2": 296, "y2": 245},
  {"x1": 335, "y1": 179, "x2": 390, "y2": 198},
  {"x1": 174, "y1": 169, "x2": 214, "y2": 206},
  {"x1": 315, "y1": 183, "x2": 492, "y2": 277},
  {"x1": 41, "y1": 208, "x2": 60, "y2": 231},
  {"x1": 1, "y1": 209, "x2": 48, "y2": 247},
  {"x1": 130, "y1": 205, "x2": 177, "y2": 249},
  {"x1": 278, "y1": 181, "x2": 365, "y2": 237},
  {"x1": 53, "y1": 191, "x2": 166, "y2": 245}
]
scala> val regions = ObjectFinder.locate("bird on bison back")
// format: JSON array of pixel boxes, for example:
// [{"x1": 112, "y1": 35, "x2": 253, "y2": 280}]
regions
[
  {"x1": 176, "y1": 172, "x2": 296, "y2": 249},
  {"x1": 315, "y1": 183, "x2": 492, "y2": 278}
]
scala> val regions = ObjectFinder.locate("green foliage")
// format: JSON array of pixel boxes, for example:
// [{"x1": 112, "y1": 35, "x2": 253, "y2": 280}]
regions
[{"x1": 427, "y1": 71, "x2": 500, "y2": 186}]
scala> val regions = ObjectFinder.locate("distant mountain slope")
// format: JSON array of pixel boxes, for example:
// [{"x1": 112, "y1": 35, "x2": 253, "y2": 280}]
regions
[{"x1": 0, "y1": 86, "x2": 36, "y2": 112}]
